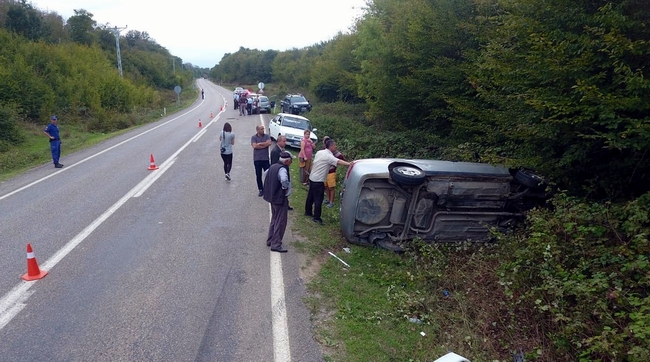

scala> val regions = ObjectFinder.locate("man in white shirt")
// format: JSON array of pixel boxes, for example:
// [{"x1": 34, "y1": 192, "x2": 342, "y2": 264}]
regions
[{"x1": 305, "y1": 139, "x2": 351, "y2": 225}]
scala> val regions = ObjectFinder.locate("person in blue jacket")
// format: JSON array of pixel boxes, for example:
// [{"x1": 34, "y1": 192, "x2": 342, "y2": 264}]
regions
[{"x1": 44, "y1": 116, "x2": 63, "y2": 168}]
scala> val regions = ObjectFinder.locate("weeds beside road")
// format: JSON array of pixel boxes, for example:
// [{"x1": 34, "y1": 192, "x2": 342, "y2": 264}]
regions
[
  {"x1": 287, "y1": 164, "x2": 506, "y2": 361},
  {"x1": 287, "y1": 101, "x2": 650, "y2": 362}
]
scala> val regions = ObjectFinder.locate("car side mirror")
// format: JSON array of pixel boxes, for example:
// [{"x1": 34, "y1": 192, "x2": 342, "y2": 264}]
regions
[{"x1": 312, "y1": 128, "x2": 318, "y2": 133}]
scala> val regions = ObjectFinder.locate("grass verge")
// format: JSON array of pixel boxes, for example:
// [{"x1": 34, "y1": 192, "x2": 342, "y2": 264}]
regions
[
  {"x1": 0, "y1": 87, "x2": 198, "y2": 181},
  {"x1": 285, "y1": 150, "x2": 540, "y2": 361}
]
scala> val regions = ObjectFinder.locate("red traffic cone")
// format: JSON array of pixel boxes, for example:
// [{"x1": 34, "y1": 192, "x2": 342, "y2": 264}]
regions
[
  {"x1": 210, "y1": 112, "x2": 214, "y2": 118},
  {"x1": 22, "y1": 243, "x2": 48, "y2": 281},
  {"x1": 147, "y1": 154, "x2": 159, "y2": 170},
  {"x1": 220, "y1": 106, "x2": 223, "y2": 112},
  {"x1": 198, "y1": 119, "x2": 202, "y2": 128}
]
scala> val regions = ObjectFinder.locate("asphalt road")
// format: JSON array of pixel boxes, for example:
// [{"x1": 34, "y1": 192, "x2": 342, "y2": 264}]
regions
[{"x1": 0, "y1": 80, "x2": 322, "y2": 361}]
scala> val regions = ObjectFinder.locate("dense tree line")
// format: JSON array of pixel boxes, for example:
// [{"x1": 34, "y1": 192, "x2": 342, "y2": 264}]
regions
[
  {"x1": 212, "y1": 0, "x2": 649, "y2": 200},
  {"x1": 211, "y1": 2, "x2": 650, "y2": 359},
  {"x1": 0, "y1": 0, "x2": 208, "y2": 147}
]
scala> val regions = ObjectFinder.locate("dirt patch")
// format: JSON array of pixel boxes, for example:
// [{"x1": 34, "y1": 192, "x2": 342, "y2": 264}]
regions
[
  {"x1": 292, "y1": 230, "x2": 326, "y2": 284},
  {"x1": 290, "y1": 228, "x2": 344, "y2": 359}
]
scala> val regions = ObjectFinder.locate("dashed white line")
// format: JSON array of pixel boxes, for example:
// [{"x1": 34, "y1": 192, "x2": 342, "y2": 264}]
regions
[
  {"x1": 0, "y1": 101, "x2": 228, "y2": 332},
  {"x1": 0, "y1": 99, "x2": 206, "y2": 202}
]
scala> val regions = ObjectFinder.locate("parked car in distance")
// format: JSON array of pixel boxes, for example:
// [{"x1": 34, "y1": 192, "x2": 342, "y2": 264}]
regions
[
  {"x1": 340, "y1": 158, "x2": 548, "y2": 251},
  {"x1": 268, "y1": 113, "x2": 318, "y2": 148},
  {"x1": 280, "y1": 94, "x2": 311, "y2": 115},
  {"x1": 258, "y1": 95, "x2": 272, "y2": 113},
  {"x1": 249, "y1": 93, "x2": 260, "y2": 114}
]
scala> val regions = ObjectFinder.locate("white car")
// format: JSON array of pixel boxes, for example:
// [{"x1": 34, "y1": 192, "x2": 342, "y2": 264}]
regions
[{"x1": 268, "y1": 113, "x2": 318, "y2": 149}]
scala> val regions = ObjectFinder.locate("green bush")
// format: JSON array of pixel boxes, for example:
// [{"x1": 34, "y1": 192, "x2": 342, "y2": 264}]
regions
[
  {"x1": 310, "y1": 102, "x2": 449, "y2": 161},
  {"x1": 0, "y1": 105, "x2": 24, "y2": 148},
  {"x1": 497, "y1": 192, "x2": 650, "y2": 360}
]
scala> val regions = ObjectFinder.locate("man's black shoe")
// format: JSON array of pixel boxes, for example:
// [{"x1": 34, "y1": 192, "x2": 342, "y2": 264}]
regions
[
  {"x1": 55, "y1": 163, "x2": 64, "y2": 168},
  {"x1": 258, "y1": 190, "x2": 263, "y2": 197},
  {"x1": 288, "y1": 206, "x2": 294, "y2": 211},
  {"x1": 313, "y1": 218, "x2": 324, "y2": 225},
  {"x1": 271, "y1": 247, "x2": 288, "y2": 253}
]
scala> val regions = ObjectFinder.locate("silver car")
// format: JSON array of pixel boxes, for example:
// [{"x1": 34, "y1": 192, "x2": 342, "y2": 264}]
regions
[
  {"x1": 339, "y1": 158, "x2": 547, "y2": 251},
  {"x1": 258, "y1": 95, "x2": 272, "y2": 113}
]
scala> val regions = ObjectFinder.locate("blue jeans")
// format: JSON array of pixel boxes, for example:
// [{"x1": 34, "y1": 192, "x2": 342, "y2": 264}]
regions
[{"x1": 50, "y1": 140, "x2": 61, "y2": 164}]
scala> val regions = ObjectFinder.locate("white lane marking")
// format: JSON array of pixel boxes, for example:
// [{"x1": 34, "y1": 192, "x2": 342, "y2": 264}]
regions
[
  {"x1": 0, "y1": 283, "x2": 33, "y2": 330},
  {"x1": 193, "y1": 94, "x2": 227, "y2": 143},
  {"x1": 132, "y1": 159, "x2": 177, "y2": 198},
  {"x1": 0, "y1": 100, "x2": 207, "y2": 202},
  {"x1": 192, "y1": 114, "x2": 218, "y2": 143},
  {"x1": 0, "y1": 103, "x2": 228, "y2": 331},
  {"x1": 269, "y1": 204, "x2": 292, "y2": 362},
  {"x1": 265, "y1": 108, "x2": 292, "y2": 361},
  {"x1": 271, "y1": 251, "x2": 291, "y2": 362}
]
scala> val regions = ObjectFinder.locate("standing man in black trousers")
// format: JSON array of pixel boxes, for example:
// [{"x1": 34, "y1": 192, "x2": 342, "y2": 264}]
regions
[
  {"x1": 305, "y1": 139, "x2": 350, "y2": 225},
  {"x1": 251, "y1": 124, "x2": 272, "y2": 196},
  {"x1": 263, "y1": 151, "x2": 293, "y2": 253}
]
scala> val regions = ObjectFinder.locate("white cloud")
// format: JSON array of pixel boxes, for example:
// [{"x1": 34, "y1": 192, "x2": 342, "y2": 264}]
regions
[{"x1": 31, "y1": 0, "x2": 367, "y2": 68}]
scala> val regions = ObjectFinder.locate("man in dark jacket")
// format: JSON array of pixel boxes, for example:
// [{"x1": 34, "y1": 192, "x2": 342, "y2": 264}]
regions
[
  {"x1": 270, "y1": 135, "x2": 293, "y2": 210},
  {"x1": 263, "y1": 151, "x2": 293, "y2": 252}
]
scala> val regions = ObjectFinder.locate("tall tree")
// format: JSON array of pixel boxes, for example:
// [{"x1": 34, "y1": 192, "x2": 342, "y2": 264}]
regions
[
  {"x1": 309, "y1": 33, "x2": 361, "y2": 102},
  {"x1": 472, "y1": 0, "x2": 650, "y2": 197},
  {"x1": 66, "y1": 9, "x2": 95, "y2": 46},
  {"x1": 354, "y1": 0, "x2": 479, "y2": 130},
  {"x1": 5, "y1": 0, "x2": 47, "y2": 41}
]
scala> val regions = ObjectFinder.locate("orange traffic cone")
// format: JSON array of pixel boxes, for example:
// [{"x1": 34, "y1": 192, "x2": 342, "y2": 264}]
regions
[
  {"x1": 198, "y1": 119, "x2": 202, "y2": 128},
  {"x1": 147, "y1": 154, "x2": 159, "y2": 170},
  {"x1": 22, "y1": 243, "x2": 48, "y2": 281},
  {"x1": 210, "y1": 112, "x2": 214, "y2": 118},
  {"x1": 220, "y1": 106, "x2": 223, "y2": 112}
]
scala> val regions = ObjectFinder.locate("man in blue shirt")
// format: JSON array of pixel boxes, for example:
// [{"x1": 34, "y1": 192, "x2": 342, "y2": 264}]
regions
[{"x1": 44, "y1": 116, "x2": 63, "y2": 168}]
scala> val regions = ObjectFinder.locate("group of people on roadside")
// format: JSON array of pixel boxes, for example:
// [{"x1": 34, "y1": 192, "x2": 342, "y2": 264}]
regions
[
  {"x1": 42, "y1": 105, "x2": 344, "y2": 255},
  {"x1": 216, "y1": 121, "x2": 350, "y2": 253},
  {"x1": 297, "y1": 130, "x2": 344, "y2": 209},
  {"x1": 233, "y1": 91, "x2": 258, "y2": 116}
]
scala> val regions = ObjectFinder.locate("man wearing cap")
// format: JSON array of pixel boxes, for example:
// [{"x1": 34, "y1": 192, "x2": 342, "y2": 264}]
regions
[
  {"x1": 44, "y1": 116, "x2": 63, "y2": 168},
  {"x1": 263, "y1": 151, "x2": 293, "y2": 253},
  {"x1": 305, "y1": 139, "x2": 351, "y2": 225},
  {"x1": 270, "y1": 135, "x2": 294, "y2": 210}
]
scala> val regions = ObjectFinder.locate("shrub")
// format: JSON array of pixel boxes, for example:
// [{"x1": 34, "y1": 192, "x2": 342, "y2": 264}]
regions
[
  {"x1": 0, "y1": 105, "x2": 25, "y2": 147},
  {"x1": 497, "y1": 192, "x2": 650, "y2": 360}
]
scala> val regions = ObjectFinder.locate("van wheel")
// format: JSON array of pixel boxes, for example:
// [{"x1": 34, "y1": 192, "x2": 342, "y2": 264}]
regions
[{"x1": 390, "y1": 164, "x2": 426, "y2": 186}]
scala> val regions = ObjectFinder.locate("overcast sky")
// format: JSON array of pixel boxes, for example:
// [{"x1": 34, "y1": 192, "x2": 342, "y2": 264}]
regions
[{"x1": 31, "y1": 0, "x2": 368, "y2": 68}]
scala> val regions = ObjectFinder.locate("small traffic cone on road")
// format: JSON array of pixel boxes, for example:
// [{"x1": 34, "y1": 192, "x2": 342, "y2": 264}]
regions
[
  {"x1": 198, "y1": 119, "x2": 202, "y2": 128},
  {"x1": 220, "y1": 106, "x2": 223, "y2": 112},
  {"x1": 22, "y1": 243, "x2": 48, "y2": 281},
  {"x1": 210, "y1": 112, "x2": 214, "y2": 118},
  {"x1": 147, "y1": 153, "x2": 159, "y2": 170}
]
